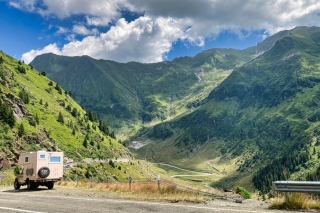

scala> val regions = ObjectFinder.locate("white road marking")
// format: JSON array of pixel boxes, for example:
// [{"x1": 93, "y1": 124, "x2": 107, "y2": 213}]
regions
[
  {"x1": 0, "y1": 206, "x2": 45, "y2": 213},
  {"x1": 2, "y1": 192, "x2": 272, "y2": 213}
]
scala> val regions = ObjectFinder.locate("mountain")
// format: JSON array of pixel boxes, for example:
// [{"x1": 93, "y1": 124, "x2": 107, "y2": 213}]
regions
[
  {"x1": 30, "y1": 26, "x2": 320, "y2": 193},
  {"x1": 31, "y1": 48, "x2": 256, "y2": 138},
  {"x1": 0, "y1": 50, "x2": 130, "y2": 170},
  {"x1": 133, "y1": 26, "x2": 320, "y2": 190}
]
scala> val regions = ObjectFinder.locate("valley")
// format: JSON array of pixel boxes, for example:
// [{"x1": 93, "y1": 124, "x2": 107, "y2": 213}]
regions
[{"x1": 1, "y1": 26, "x2": 320, "y2": 200}]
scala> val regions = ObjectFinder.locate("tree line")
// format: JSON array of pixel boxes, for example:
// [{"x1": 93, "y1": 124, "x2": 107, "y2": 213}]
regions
[{"x1": 252, "y1": 149, "x2": 311, "y2": 194}]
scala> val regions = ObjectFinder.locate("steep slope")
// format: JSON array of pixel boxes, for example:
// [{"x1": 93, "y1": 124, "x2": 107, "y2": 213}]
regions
[
  {"x1": 31, "y1": 48, "x2": 255, "y2": 138},
  {"x1": 133, "y1": 26, "x2": 320, "y2": 191},
  {"x1": 0, "y1": 50, "x2": 130, "y2": 170}
]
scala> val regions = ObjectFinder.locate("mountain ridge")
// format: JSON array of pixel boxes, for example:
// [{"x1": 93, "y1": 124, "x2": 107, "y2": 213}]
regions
[
  {"x1": 30, "y1": 26, "x2": 320, "y2": 192},
  {"x1": 31, "y1": 47, "x2": 255, "y2": 138}
]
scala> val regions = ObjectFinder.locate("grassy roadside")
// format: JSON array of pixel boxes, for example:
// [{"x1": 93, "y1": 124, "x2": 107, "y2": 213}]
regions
[
  {"x1": 269, "y1": 192, "x2": 320, "y2": 210},
  {"x1": 56, "y1": 179, "x2": 216, "y2": 203}
]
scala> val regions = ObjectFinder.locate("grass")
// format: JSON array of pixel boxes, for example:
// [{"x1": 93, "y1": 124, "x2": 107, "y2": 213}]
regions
[
  {"x1": 56, "y1": 178, "x2": 214, "y2": 203},
  {"x1": 270, "y1": 192, "x2": 320, "y2": 210}
]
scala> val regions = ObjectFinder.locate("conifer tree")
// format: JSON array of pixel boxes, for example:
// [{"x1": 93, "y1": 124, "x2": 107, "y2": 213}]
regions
[
  {"x1": 18, "y1": 89, "x2": 30, "y2": 104},
  {"x1": 35, "y1": 113, "x2": 39, "y2": 125},
  {"x1": 83, "y1": 138, "x2": 88, "y2": 148},
  {"x1": 17, "y1": 65, "x2": 26, "y2": 74},
  {"x1": 57, "y1": 111, "x2": 64, "y2": 124},
  {"x1": 18, "y1": 123, "x2": 25, "y2": 137},
  {"x1": 0, "y1": 101, "x2": 15, "y2": 127},
  {"x1": 71, "y1": 108, "x2": 78, "y2": 117}
]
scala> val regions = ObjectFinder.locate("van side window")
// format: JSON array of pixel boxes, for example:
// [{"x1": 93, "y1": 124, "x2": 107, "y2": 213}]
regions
[
  {"x1": 39, "y1": 154, "x2": 46, "y2": 159},
  {"x1": 49, "y1": 156, "x2": 61, "y2": 163},
  {"x1": 25, "y1": 157, "x2": 29, "y2": 163}
]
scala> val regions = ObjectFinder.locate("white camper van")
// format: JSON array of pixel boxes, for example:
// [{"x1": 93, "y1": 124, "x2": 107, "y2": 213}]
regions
[{"x1": 14, "y1": 151, "x2": 64, "y2": 190}]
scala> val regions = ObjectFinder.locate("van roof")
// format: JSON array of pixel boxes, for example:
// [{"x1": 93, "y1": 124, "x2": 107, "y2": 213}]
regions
[{"x1": 20, "y1": 151, "x2": 63, "y2": 155}]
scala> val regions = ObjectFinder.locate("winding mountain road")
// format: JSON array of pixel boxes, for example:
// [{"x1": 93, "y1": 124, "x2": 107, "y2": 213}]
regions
[{"x1": 154, "y1": 162, "x2": 212, "y2": 176}]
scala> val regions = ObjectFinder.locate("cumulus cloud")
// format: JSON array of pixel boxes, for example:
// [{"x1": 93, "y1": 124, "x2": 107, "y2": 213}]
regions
[
  {"x1": 22, "y1": 43, "x2": 61, "y2": 64},
  {"x1": 14, "y1": 0, "x2": 320, "y2": 63},
  {"x1": 127, "y1": 0, "x2": 320, "y2": 36},
  {"x1": 23, "y1": 16, "x2": 187, "y2": 64},
  {"x1": 72, "y1": 25, "x2": 99, "y2": 35},
  {"x1": 9, "y1": 0, "x2": 127, "y2": 25}
]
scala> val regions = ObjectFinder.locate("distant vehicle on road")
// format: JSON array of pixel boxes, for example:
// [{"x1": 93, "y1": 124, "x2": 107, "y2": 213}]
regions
[
  {"x1": 14, "y1": 151, "x2": 64, "y2": 190},
  {"x1": 64, "y1": 164, "x2": 72, "y2": 168}
]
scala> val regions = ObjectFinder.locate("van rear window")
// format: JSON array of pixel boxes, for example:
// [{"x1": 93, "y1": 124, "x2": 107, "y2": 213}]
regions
[{"x1": 49, "y1": 156, "x2": 61, "y2": 163}]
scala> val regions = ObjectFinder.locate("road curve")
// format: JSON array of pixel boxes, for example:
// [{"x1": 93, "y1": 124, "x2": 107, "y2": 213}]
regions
[{"x1": 154, "y1": 163, "x2": 212, "y2": 175}]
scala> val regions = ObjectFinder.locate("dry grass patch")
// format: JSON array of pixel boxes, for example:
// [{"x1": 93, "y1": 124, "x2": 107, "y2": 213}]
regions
[
  {"x1": 57, "y1": 179, "x2": 213, "y2": 203},
  {"x1": 270, "y1": 193, "x2": 320, "y2": 210}
]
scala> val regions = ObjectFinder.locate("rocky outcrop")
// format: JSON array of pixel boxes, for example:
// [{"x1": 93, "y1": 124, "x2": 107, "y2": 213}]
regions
[
  {"x1": 195, "y1": 67, "x2": 204, "y2": 81},
  {"x1": 2, "y1": 93, "x2": 27, "y2": 120}
]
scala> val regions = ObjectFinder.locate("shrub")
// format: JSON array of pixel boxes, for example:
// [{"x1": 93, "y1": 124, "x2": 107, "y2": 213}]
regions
[
  {"x1": 18, "y1": 123, "x2": 25, "y2": 137},
  {"x1": 16, "y1": 65, "x2": 26, "y2": 74},
  {"x1": 235, "y1": 186, "x2": 251, "y2": 199},
  {"x1": 14, "y1": 165, "x2": 23, "y2": 175},
  {"x1": 18, "y1": 89, "x2": 30, "y2": 104}
]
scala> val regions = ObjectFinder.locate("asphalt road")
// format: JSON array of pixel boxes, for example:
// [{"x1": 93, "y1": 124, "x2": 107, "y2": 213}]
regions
[{"x1": 0, "y1": 186, "x2": 301, "y2": 213}]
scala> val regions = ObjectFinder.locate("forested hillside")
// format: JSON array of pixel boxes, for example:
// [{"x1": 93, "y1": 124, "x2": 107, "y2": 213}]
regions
[
  {"x1": 133, "y1": 26, "x2": 320, "y2": 192},
  {"x1": 0, "y1": 50, "x2": 130, "y2": 170},
  {"x1": 31, "y1": 48, "x2": 255, "y2": 138}
]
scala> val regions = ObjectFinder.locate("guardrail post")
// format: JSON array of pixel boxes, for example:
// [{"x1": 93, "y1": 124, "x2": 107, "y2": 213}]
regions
[
  {"x1": 90, "y1": 176, "x2": 92, "y2": 188},
  {"x1": 129, "y1": 176, "x2": 132, "y2": 190},
  {"x1": 157, "y1": 175, "x2": 160, "y2": 190},
  {"x1": 106, "y1": 177, "x2": 109, "y2": 187},
  {"x1": 285, "y1": 192, "x2": 289, "y2": 204},
  {"x1": 76, "y1": 175, "x2": 78, "y2": 186}
]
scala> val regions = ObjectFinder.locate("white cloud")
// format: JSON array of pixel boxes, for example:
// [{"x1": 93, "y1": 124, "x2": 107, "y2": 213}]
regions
[
  {"x1": 23, "y1": 16, "x2": 186, "y2": 64},
  {"x1": 9, "y1": 0, "x2": 127, "y2": 25},
  {"x1": 22, "y1": 43, "x2": 61, "y2": 64},
  {"x1": 56, "y1": 26, "x2": 69, "y2": 35},
  {"x1": 15, "y1": 0, "x2": 320, "y2": 63},
  {"x1": 72, "y1": 25, "x2": 99, "y2": 35}
]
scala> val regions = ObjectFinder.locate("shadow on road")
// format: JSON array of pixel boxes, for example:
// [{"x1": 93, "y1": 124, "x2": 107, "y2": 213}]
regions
[{"x1": 3, "y1": 187, "x2": 54, "y2": 193}]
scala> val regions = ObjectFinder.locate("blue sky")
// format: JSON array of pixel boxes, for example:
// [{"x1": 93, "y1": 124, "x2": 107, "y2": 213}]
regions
[{"x1": 1, "y1": 0, "x2": 320, "y2": 64}]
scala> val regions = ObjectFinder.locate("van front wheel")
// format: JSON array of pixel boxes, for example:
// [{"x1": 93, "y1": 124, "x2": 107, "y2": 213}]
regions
[{"x1": 14, "y1": 179, "x2": 20, "y2": 190}]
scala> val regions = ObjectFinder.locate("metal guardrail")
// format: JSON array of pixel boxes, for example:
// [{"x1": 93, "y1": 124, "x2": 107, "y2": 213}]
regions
[
  {"x1": 273, "y1": 181, "x2": 320, "y2": 193},
  {"x1": 273, "y1": 181, "x2": 320, "y2": 204}
]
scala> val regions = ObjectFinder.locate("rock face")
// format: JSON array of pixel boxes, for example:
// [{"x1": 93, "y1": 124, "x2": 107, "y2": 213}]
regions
[
  {"x1": 0, "y1": 153, "x2": 10, "y2": 170},
  {"x1": 2, "y1": 94, "x2": 27, "y2": 120},
  {"x1": 195, "y1": 68, "x2": 204, "y2": 81},
  {"x1": 12, "y1": 97, "x2": 27, "y2": 120}
]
